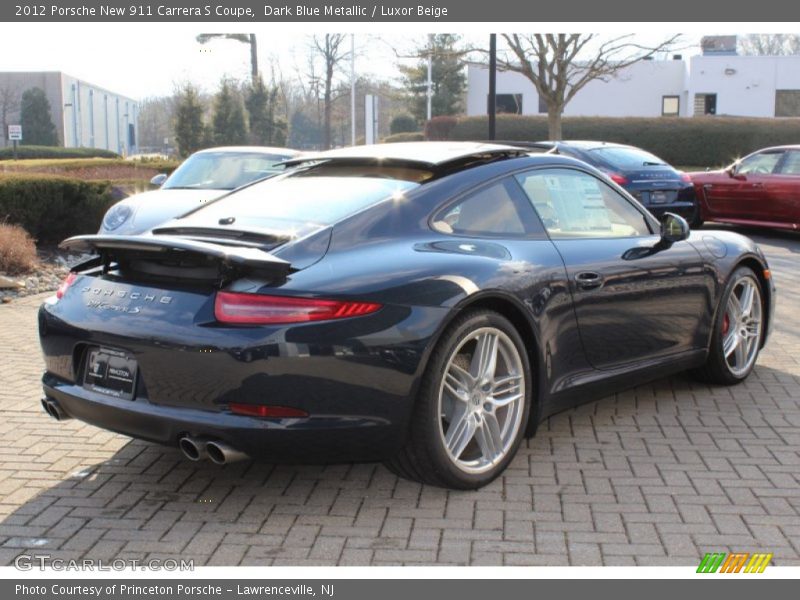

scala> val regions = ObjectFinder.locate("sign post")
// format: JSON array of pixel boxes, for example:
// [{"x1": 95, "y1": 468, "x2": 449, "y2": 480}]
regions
[{"x1": 8, "y1": 125, "x2": 22, "y2": 160}]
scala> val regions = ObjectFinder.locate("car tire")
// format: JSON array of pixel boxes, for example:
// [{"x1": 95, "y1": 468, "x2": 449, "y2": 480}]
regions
[
  {"x1": 692, "y1": 266, "x2": 764, "y2": 385},
  {"x1": 688, "y1": 202, "x2": 704, "y2": 229},
  {"x1": 689, "y1": 213, "x2": 704, "y2": 229},
  {"x1": 386, "y1": 309, "x2": 532, "y2": 489}
]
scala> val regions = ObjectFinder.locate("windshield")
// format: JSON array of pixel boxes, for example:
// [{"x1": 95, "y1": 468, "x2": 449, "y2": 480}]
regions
[
  {"x1": 589, "y1": 147, "x2": 667, "y2": 169},
  {"x1": 190, "y1": 175, "x2": 420, "y2": 227},
  {"x1": 164, "y1": 151, "x2": 293, "y2": 190}
]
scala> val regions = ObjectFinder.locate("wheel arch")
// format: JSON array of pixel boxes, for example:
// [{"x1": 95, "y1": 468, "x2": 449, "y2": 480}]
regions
[
  {"x1": 734, "y1": 255, "x2": 773, "y2": 349},
  {"x1": 415, "y1": 290, "x2": 544, "y2": 436}
]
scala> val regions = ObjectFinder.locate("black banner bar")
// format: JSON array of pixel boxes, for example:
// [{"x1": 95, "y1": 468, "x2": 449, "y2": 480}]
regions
[
  {"x1": 4, "y1": 579, "x2": 800, "y2": 600},
  {"x1": 3, "y1": 0, "x2": 800, "y2": 22}
]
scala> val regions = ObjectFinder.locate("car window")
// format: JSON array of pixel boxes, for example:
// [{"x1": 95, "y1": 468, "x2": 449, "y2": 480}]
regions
[
  {"x1": 432, "y1": 178, "x2": 540, "y2": 237},
  {"x1": 164, "y1": 152, "x2": 291, "y2": 190},
  {"x1": 588, "y1": 146, "x2": 667, "y2": 169},
  {"x1": 737, "y1": 151, "x2": 783, "y2": 176},
  {"x1": 193, "y1": 176, "x2": 419, "y2": 228},
  {"x1": 778, "y1": 150, "x2": 800, "y2": 175},
  {"x1": 515, "y1": 168, "x2": 652, "y2": 239}
]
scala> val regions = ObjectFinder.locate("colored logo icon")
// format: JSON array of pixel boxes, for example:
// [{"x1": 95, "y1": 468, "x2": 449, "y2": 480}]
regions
[{"x1": 697, "y1": 552, "x2": 773, "y2": 573}]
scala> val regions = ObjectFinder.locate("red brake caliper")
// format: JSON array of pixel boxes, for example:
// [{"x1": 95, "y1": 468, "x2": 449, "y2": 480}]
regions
[{"x1": 722, "y1": 313, "x2": 730, "y2": 336}]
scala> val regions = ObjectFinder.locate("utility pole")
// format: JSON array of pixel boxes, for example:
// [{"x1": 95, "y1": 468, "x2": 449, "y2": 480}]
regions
[
  {"x1": 426, "y1": 33, "x2": 433, "y2": 121},
  {"x1": 488, "y1": 34, "x2": 497, "y2": 140},
  {"x1": 350, "y1": 34, "x2": 356, "y2": 145}
]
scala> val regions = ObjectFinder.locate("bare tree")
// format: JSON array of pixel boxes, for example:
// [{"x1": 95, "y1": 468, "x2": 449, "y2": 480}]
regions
[
  {"x1": 0, "y1": 84, "x2": 21, "y2": 147},
  {"x1": 739, "y1": 34, "x2": 800, "y2": 56},
  {"x1": 310, "y1": 34, "x2": 348, "y2": 150},
  {"x1": 499, "y1": 34, "x2": 681, "y2": 140},
  {"x1": 196, "y1": 34, "x2": 259, "y2": 81}
]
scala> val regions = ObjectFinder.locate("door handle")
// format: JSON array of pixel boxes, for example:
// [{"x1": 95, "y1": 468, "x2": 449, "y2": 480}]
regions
[
  {"x1": 575, "y1": 271, "x2": 604, "y2": 290},
  {"x1": 751, "y1": 182, "x2": 764, "y2": 188}
]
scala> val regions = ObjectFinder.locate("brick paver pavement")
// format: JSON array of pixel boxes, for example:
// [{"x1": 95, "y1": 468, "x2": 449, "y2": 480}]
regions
[{"x1": 0, "y1": 230, "x2": 798, "y2": 566}]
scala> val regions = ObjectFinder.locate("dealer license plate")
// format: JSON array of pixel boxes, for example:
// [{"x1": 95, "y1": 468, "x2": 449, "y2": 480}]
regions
[{"x1": 83, "y1": 347, "x2": 138, "y2": 400}]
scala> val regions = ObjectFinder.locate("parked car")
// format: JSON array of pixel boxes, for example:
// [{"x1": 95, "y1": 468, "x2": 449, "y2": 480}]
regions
[
  {"x1": 523, "y1": 140, "x2": 699, "y2": 226},
  {"x1": 40, "y1": 142, "x2": 774, "y2": 489},
  {"x1": 99, "y1": 146, "x2": 301, "y2": 235},
  {"x1": 689, "y1": 145, "x2": 800, "y2": 230}
]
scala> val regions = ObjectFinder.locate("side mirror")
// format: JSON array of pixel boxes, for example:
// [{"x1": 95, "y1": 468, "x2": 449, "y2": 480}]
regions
[
  {"x1": 660, "y1": 212, "x2": 690, "y2": 244},
  {"x1": 150, "y1": 173, "x2": 168, "y2": 187},
  {"x1": 725, "y1": 163, "x2": 744, "y2": 179}
]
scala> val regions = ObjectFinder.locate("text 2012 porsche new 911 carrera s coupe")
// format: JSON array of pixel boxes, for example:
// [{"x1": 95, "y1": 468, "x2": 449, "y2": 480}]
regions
[{"x1": 38, "y1": 142, "x2": 775, "y2": 489}]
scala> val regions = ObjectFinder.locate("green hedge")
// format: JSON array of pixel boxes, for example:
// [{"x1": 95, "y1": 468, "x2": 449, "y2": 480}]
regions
[
  {"x1": 443, "y1": 115, "x2": 800, "y2": 167},
  {"x1": 0, "y1": 174, "x2": 114, "y2": 243},
  {"x1": 0, "y1": 145, "x2": 120, "y2": 161}
]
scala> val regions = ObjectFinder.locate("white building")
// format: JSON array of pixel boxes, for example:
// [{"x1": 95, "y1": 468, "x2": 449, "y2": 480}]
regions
[
  {"x1": 0, "y1": 71, "x2": 139, "y2": 155},
  {"x1": 466, "y1": 53, "x2": 800, "y2": 120}
]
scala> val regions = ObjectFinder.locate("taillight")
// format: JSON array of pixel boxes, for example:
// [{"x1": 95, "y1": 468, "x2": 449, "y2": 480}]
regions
[
  {"x1": 608, "y1": 173, "x2": 629, "y2": 185},
  {"x1": 214, "y1": 291, "x2": 382, "y2": 325},
  {"x1": 680, "y1": 172, "x2": 692, "y2": 183},
  {"x1": 229, "y1": 403, "x2": 309, "y2": 418},
  {"x1": 56, "y1": 272, "x2": 77, "y2": 300}
]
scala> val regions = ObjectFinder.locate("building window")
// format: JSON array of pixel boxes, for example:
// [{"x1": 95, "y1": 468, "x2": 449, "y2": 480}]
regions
[
  {"x1": 775, "y1": 90, "x2": 800, "y2": 117},
  {"x1": 489, "y1": 94, "x2": 523, "y2": 115},
  {"x1": 661, "y1": 95, "x2": 680, "y2": 116},
  {"x1": 694, "y1": 93, "x2": 717, "y2": 116}
]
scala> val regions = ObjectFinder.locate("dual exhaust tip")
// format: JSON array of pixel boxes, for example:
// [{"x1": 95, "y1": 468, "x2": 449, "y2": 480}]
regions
[
  {"x1": 41, "y1": 399, "x2": 248, "y2": 466},
  {"x1": 178, "y1": 436, "x2": 249, "y2": 465},
  {"x1": 41, "y1": 397, "x2": 71, "y2": 421}
]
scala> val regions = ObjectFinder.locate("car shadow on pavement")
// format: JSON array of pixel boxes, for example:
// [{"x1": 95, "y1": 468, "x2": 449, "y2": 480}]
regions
[{"x1": 1, "y1": 362, "x2": 798, "y2": 568}]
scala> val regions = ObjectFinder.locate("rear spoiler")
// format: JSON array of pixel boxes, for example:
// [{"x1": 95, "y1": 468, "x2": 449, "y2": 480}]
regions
[{"x1": 60, "y1": 234, "x2": 291, "y2": 277}]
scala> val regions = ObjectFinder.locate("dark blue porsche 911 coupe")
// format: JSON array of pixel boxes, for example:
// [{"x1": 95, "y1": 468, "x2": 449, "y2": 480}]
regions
[{"x1": 38, "y1": 142, "x2": 775, "y2": 489}]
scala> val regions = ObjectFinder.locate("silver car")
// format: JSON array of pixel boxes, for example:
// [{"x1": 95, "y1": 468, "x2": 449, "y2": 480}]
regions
[{"x1": 99, "y1": 146, "x2": 300, "y2": 235}]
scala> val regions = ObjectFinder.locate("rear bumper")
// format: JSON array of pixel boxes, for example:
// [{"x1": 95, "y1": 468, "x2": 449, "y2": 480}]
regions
[
  {"x1": 39, "y1": 296, "x2": 449, "y2": 463},
  {"x1": 630, "y1": 184, "x2": 697, "y2": 220},
  {"x1": 43, "y1": 375, "x2": 401, "y2": 462}
]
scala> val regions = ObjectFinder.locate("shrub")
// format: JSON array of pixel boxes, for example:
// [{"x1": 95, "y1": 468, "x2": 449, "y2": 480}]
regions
[
  {"x1": 0, "y1": 174, "x2": 115, "y2": 243},
  {"x1": 444, "y1": 115, "x2": 800, "y2": 167},
  {"x1": 0, "y1": 223, "x2": 38, "y2": 274},
  {"x1": 0, "y1": 146, "x2": 120, "y2": 161},
  {"x1": 424, "y1": 116, "x2": 458, "y2": 141},
  {"x1": 0, "y1": 158, "x2": 179, "y2": 180},
  {"x1": 390, "y1": 114, "x2": 418, "y2": 135},
  {"x1": 382, "y1": 132, "x2": 425, "y2": 143}
]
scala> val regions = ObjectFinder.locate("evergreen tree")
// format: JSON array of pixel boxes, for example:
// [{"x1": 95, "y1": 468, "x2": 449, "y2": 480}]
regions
[
  {"x1": 212, "y1": 79, "x2": 248, "y2": 146},
  {"x1": 399, "y1": 34, "x2": 466, "y2": 124},
  {"x1": 245, "y1": 76, "x2": 287, "y2": 146},
  {"x1": 19, "y1": 87, "x2": 57, "y2": 146},
  {"x1": 173, "y1": 83, "x2": 206, "y2": 157}
]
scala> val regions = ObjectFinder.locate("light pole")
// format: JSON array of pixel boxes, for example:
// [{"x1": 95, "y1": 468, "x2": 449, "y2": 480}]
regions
[
  {"x1": 351, "y1": 34, "x2": 356, "y2": 145},
  {"x1": 426, "y1": 33, "x2": 433, "y2": 121},
  {"x1": 489, "y1": 34, "x2": 497, "y2": 140}
]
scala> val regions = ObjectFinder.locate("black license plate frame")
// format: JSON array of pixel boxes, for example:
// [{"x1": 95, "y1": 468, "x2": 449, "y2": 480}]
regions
[{"x1": 83, "y1": 347, "x2": 138, "y2": 400}]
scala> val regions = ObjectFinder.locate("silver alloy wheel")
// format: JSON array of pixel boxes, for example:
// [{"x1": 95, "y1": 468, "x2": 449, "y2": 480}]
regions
[
  {"x1": 437, "y1": 327, "x2": 526, "y2": 474},
  {"x1": 722, "y1": 277, "x2": 763, "y2": 377}
]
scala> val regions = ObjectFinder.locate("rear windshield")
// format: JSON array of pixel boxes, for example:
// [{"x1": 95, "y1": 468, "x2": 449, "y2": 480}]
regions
[
  {"x1": 589, "y1": 147, "x2": 667, "y2": 169},
  {"x1": 192, "y1": 175, "x2": 420, "y2": 226},
  {"x1": 164, "y1": 151, "x2": 292, "y2": 190}
]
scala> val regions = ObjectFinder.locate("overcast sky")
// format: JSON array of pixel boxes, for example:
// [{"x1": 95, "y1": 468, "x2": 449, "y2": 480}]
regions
[{"x1": 0, "y1": 24, "x2": 725, "y2": 100}]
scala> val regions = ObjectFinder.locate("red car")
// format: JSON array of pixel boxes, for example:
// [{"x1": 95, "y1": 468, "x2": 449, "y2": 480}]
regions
[{"x1": 690, "y1": 145, "x2": 800, "y2": 230}]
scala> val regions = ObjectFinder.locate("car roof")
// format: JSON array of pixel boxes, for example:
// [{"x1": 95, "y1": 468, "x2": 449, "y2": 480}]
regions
[
  {"x1": 193, "y1": 146, "x2": 301, "y2": 156},
  {"x1": 542, "y1": 140, "x2": 635, "y2": 151},
  {"x1": 750, "y1": 145, "x2": 800, "y2": 152},
  {"x1": 282, "y1": 142, "x2": 526, "y2": 168}
]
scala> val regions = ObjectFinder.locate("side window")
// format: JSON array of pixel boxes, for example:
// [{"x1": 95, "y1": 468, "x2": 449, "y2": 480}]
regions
[
  {"x1": 737, "y1": 152, "x2": 782, "y2": 176},
  {"x1": 778, "y1": 151, "x2": 800, "y2": 175},
  {"x1": 432, "y1": 178, "x2": 541, "y2": 237},
  {"x1": 515, "y1": 168, "x2": 653, "y2": 239}
]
